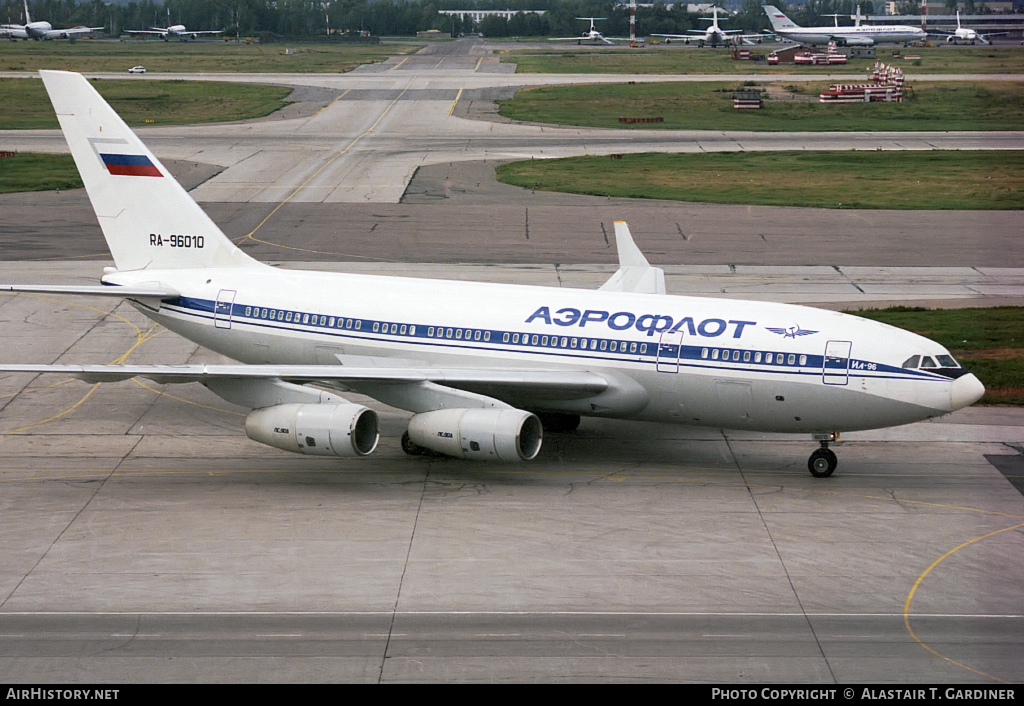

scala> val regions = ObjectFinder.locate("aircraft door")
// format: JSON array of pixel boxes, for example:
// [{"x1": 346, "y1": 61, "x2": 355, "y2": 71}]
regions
[
  {"x1": 656, "y1": 330, "x2": 683, "y2": 373},
  {"x1": 823, "y1": 340, "x2": 852, "y2": 385},
  {"x1": 215, "y1": 289, "x2": 236, "y2": 329}
]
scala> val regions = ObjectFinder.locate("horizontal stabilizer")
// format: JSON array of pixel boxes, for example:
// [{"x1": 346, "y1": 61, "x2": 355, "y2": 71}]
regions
[
  {"x1": 599, "y1": 221, "x2": 666, "y2": 295},
  {"x1": 0, "y1": 284, "x2": 179, "y2": 299}
]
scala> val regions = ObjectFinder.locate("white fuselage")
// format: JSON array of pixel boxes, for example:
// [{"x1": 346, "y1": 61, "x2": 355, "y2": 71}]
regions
[
  {"x1": 105, "y1": 265, "x2": 977, "y2": 435},
  {"x1": 774, "y1": 24, "x2": 925, "y2": 46}
]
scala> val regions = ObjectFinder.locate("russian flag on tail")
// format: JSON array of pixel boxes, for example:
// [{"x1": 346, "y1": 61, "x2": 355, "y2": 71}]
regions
[{"x1": 99, "y1": 153, "x2": 162, "y2": 177}]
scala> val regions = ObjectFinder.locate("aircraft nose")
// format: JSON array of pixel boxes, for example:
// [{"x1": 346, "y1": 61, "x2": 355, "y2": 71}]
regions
[{"x1": 950, "y1": 373, "x2": 985, "y2": 411}]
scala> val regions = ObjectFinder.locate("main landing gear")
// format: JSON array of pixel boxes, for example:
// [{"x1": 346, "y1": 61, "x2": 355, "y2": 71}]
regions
[{"x1": 808, "y1": 432, "x2": 840, "y2": 478}]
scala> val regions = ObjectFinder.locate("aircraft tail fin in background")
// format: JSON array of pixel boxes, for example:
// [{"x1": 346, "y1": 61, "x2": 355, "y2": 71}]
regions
[
  {"x1": 39, "y1": 71, "x2": 261, "y2": 272},
  {"x1": 598, "y1": 221, "x2": 666, "y2": 295},
  {"x1": 762, "y1": 6, "x2": 798, "y2": 31}
]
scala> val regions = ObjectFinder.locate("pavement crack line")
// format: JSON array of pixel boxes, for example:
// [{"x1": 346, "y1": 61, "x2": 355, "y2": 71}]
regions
[
  {"x1": 378, "y1": 468, "x2": 428, "y2": 684},
  {"x1": 721, "y1": 432, "x2": 839, "y2": 683},
  {"x1": 832, "y1": 265, "x2": 866, "y2": 294},
  {"x1": 0, "y1": 436, "x2": 142, "y2": 611}
]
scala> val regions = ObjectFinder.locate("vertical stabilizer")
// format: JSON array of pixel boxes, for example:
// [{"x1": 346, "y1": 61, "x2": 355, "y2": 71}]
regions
[
  {"x1": 763, "y1": 6, "x2": 798, "y2": 31},
  {"x1": 40, "y1": 70, "x2": 261, "y2": 272},
  {"x1": 598, "y1": 222, "x2": 666, "y2": 295},
  {"x1": 22, "y1": 0, "x2": 31, "y2": 24}
]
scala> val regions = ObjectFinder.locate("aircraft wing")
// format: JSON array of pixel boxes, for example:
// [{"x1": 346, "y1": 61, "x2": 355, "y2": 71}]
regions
[
  {"x1": 48, "y1": 26, "x2": 103, "y2": 37},
  {"x1": 0, "y1": 363, "x2": 610, "y2": 399},
  {"x1": 126, "y1": 29, "x2": 167, "y2": 35}
]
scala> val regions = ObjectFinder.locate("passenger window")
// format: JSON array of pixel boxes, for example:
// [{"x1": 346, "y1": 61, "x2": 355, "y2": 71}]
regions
[
  {"x1": 400, "y1": 325, "x2": 407, "y2": 335},
  {"x1": 754, "y1": 352, "x2": 761, "y2": 363},
  {"x1": 743, "y1": 351, "x2": 750, "y2": 362},
  {"x1": 799, "y1": 355, "x2": 807, "y2": 366},
  {"x1": 712, "y1": 349, "x2": 719, "y2": 360},
  {"x1": 600, "y1": 340, "x2": 608, "y2": 351},
  {"x1": 630, "y1": 342, "x2": 637, "y2": 353},
  {"x1": 701, "y1": 348, "x2": 709, "y2": 359},
  {"x1": 766, "y1": 352, "x2": 773, "y2": 363},
  {"x1": 787, "y1": 354, "x2": 796, "y2": 365}
]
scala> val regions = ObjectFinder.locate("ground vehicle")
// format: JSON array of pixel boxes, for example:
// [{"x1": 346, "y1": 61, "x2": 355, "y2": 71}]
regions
[{"x1": 127, "y1": 65, "x2": 146, "y2": 73}]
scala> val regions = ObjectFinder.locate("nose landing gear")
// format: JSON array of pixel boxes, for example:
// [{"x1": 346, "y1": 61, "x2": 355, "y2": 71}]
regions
[{"x1": 808, "y1": 432, "x2": 840, "y2": 477}]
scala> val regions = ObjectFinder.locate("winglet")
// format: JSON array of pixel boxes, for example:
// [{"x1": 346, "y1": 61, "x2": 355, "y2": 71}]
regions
[{"x1": 598, "y1": 222, "x2": 666, "y2": 295}]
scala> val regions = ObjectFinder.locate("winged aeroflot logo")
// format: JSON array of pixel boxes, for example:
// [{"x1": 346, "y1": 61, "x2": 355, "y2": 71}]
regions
[{"x1": 766, "y1": 325, "x2": 818, "y2": 339}]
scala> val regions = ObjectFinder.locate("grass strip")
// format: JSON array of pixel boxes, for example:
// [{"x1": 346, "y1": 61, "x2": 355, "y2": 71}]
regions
[
  {"x1": 496, "y1": 80, "x2": 1024, "y2": 132},
  {"x1": 496, "y1": 151, "x2": 1024, "y2": 210},
  {"x1": 0, "y1": 77, "x2": 293, "y2": 129},
  {"x1": 0, "y1": 153, "x2": 82, "y2": 194},
  {"x1": 502, "y1": 44, "x2": 1024, "y2": 76},
  {"x1": 0, "y1": 40, "x2": 417, "y2": 74}
]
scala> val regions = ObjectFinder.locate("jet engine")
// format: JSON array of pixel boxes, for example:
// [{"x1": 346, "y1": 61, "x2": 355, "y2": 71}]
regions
[
  {"x1": 245, "y1": 403, "x2": 379, "y2": 457},
  {"x1": 836, "y1": 36, "x2": 874, "y2": 46},
  {"x1": 405, "y1": 408, "x2": 542, "y2": 462}
]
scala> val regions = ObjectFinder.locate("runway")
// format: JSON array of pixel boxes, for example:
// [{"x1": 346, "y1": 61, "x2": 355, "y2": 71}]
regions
[{"x1": 0, "y1": 40, "x2": 1022, "y2": 683}]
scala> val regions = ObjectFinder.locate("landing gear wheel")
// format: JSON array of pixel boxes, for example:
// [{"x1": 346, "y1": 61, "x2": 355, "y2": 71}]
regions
[
  {"x1": 401, "y1": 431, "x2": 424, "y2": 456},
  {"x1": 808, "y1": 448, "x2": 837, "y2": 478}
]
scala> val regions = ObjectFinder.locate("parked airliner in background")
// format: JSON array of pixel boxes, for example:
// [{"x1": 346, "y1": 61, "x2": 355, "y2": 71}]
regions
[
  {"x1": 930, "y1": 11, "x2": 1007, "y2": 45},
  {"x1": 550, "y1": 17, "x2": 626, "y2": 45},
  {"x1": 763, "y1": 5, "x2": 926, "y2": 46},
  {"x1": 0, "y1": 71, "x2": 985, "y2": 477},
  {"x1": 126, "y1": 10, "x2": 222, "y2": 41},
  {"x1": 0, "y1": 0, "x2": 102, "y2": 40},
  {"x1": 652, "y1": 7, "x2": 764, "y2": 47}
]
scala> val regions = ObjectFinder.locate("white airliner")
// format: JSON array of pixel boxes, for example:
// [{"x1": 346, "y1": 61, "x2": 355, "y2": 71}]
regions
[
  {"x1": 763, "y1": 5, "x2": 926, "y2": 46},
  {"x1": 0, "y1": 71, "x2": 985, "y2": 478},
  {"x1": 126, "y1": 10, "x2": 222, "y2": 41},
  {"x1": 0, "y1": 0, "x2": 102, "y2": 40},
  {"x1": 652, "y1": 7, "x2": 764, "y2": 48},
  {"x1": 930, "y1": 11, "x2": 1007, "y2": 45},
  {"x1": 550, "y1": 17, "x2": 626, "y2": 45}
]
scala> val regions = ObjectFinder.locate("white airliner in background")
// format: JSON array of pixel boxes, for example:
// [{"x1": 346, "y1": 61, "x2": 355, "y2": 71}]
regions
[
  {"x1": 653, "y1": 7, "x2": 764, "y2": 47},
  {"x1": 0, "y1": 0, "x2": 102, "y2": 40},
  {"x1": 126, "y1": 10, "x2": 222, "y2": 41},
  {"x1": 550, "y1": 17, "x2": 626, "y2": 45},
  {"x1": 763, "y1": 5, "x2": 926, "y2": 46},
  {"x1": 0, "y1": 71, "x2": 985, "y2": 477},
  {"x1": 930, "y1": 11, "x2": 1007, "y2": 45}
]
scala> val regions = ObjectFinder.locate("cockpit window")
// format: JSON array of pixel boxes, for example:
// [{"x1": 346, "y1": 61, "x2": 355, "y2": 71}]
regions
[
  {"x1": 901, "y1": 353, "x2": 968, "y2": 378},
  {"x1": 902, "y1": 355, "x2": 920, "y2": 369}
]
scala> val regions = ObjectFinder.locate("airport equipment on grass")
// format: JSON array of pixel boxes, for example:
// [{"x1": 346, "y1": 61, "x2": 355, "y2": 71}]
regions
[{"x1": 819, "y1": 61, "x2": 905, "y2": 103}]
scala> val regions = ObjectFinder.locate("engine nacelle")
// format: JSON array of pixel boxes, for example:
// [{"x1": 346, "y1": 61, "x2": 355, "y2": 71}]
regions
[
  {"x1": 245, "y1": 403, "x2": 379, "y2": 457},
  {"x1": 407, "y1": 408, "x2": 542, "y2": 462},
  {"x1": 837, "y1": 36, "x2": 874, "y2": 46}
]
